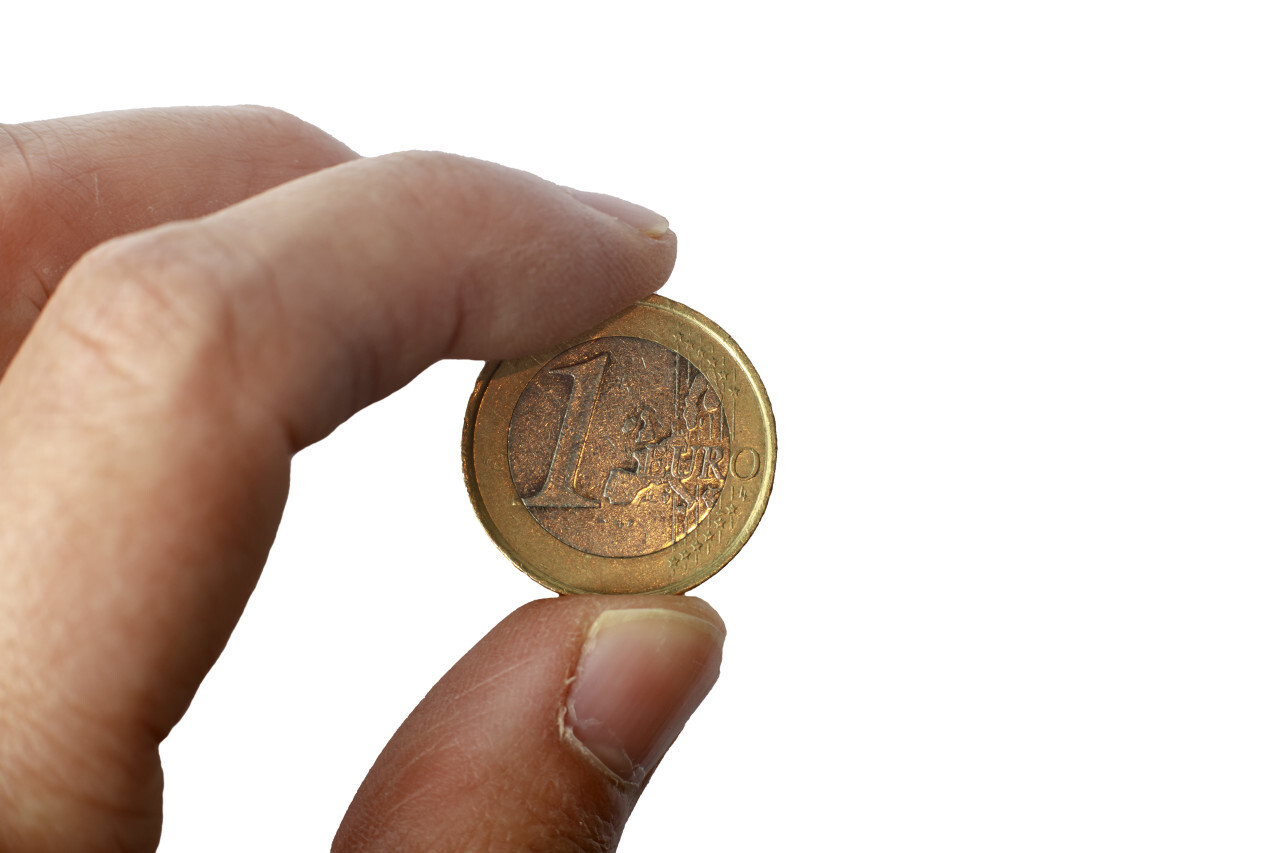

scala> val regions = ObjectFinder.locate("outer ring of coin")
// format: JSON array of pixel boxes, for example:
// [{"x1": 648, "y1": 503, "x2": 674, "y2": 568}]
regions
[{"x1": 462, "y1": 295, "x2": 776, "y2": 595}]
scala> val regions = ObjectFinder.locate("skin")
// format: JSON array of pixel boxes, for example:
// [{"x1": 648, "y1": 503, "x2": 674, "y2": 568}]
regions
[{"x1": 0, "y1": 106, "x2": 724, "y2": 852}]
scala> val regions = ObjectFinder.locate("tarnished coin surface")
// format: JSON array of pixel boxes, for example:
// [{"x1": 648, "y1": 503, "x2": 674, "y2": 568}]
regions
[{"x1": 462, "y1": 295, "x2": 775, "y2": 594}]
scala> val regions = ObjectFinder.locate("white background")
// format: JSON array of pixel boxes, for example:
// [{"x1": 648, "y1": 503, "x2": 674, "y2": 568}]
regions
[{"x1": 8, "y1": 2, "x2": 1280, "y2": 850}]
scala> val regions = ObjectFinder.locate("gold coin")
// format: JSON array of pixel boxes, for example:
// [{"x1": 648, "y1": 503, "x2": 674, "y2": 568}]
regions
[{"x1": 462, "y1": 295, "x2": 775, "y2": 594}]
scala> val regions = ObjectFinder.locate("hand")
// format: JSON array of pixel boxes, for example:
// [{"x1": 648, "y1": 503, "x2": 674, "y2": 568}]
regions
[{"x1": 0, "y1": 107, "x2": 725, "y2": 852}]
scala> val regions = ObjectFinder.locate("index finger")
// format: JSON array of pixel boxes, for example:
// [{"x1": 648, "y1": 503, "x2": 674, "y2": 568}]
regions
[{"x1": 0, "y1": 151, "x2": 674, "y2": 850}]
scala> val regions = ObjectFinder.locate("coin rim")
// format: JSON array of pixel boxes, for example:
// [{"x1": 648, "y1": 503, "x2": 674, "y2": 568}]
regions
[{"x1": 461, "y1": 294, "x2": 776, "y2": 595}]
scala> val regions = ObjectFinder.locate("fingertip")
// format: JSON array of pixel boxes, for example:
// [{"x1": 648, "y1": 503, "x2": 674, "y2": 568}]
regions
[
  {"x1": 563, "y1": 606, "x2": 724, "y2": 785},
  {"x1": 410, "y1": 160, "x2": 679, "y2": 362},
  {"x1": 564, "y1": 188, "x2": 671, "y2": 238}
]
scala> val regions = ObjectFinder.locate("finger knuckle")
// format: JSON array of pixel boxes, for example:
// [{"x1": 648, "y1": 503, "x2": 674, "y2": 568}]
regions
[
  {"x1": 53, "y1": 227, "x2": 245, "y2": 393},
  {"x1": 379, "y1": 148, "x2": 470, "y2": 176},
  {"x1": 378, "y1": 150, "x2": 515, "y2": 209},
  {"x1": 367, "y1": 150, "x2": 546, "y2": 354}
]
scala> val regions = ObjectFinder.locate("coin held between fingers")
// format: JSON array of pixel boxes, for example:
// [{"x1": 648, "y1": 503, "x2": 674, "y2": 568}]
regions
[{"x1": 463, "y1": 296, "x2": 775, "y2": 594}]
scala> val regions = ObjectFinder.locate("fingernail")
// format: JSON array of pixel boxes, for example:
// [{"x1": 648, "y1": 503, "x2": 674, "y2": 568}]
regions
[
  {"x1": 566, "y1": 188, "x2": 670, "y2": 237},
  {"x1": 563, "y1": 608, "x2": 724, "y2": 784}
]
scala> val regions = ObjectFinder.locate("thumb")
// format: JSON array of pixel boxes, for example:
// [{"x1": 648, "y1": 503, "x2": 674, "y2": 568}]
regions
[{"x1": 333, "y1": 596, "x2": 725, "y2": 852}]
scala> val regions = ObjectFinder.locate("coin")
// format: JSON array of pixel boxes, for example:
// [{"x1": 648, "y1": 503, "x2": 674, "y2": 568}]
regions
[{"x1": 462, "y1": 295, "x2": 775, "y2": 595}]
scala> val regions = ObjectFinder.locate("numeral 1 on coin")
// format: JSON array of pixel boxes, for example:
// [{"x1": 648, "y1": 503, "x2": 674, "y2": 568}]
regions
[{"x1": 523, "y1": 354, "x2": 609, "y2": 508}]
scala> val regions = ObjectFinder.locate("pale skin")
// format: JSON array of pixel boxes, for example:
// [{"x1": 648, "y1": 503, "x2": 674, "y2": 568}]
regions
[{"x1": 0, "y1": 107, "x2": 726, "y2": 852}]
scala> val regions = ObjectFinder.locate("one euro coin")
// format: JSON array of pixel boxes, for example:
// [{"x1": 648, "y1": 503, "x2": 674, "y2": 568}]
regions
[{"x1": 462, "y1": 295, "x2": 775, "y2": 595}]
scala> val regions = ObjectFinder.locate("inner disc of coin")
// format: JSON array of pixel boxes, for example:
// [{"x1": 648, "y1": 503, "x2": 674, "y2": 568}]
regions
[{"x1": 507, "y1": 336, "x2": 731, "y2": 558}]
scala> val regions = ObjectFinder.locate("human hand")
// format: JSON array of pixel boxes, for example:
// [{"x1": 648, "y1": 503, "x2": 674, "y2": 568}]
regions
[{"x1": 0, "y1": 107, "x2": 725, "y2": 852}]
